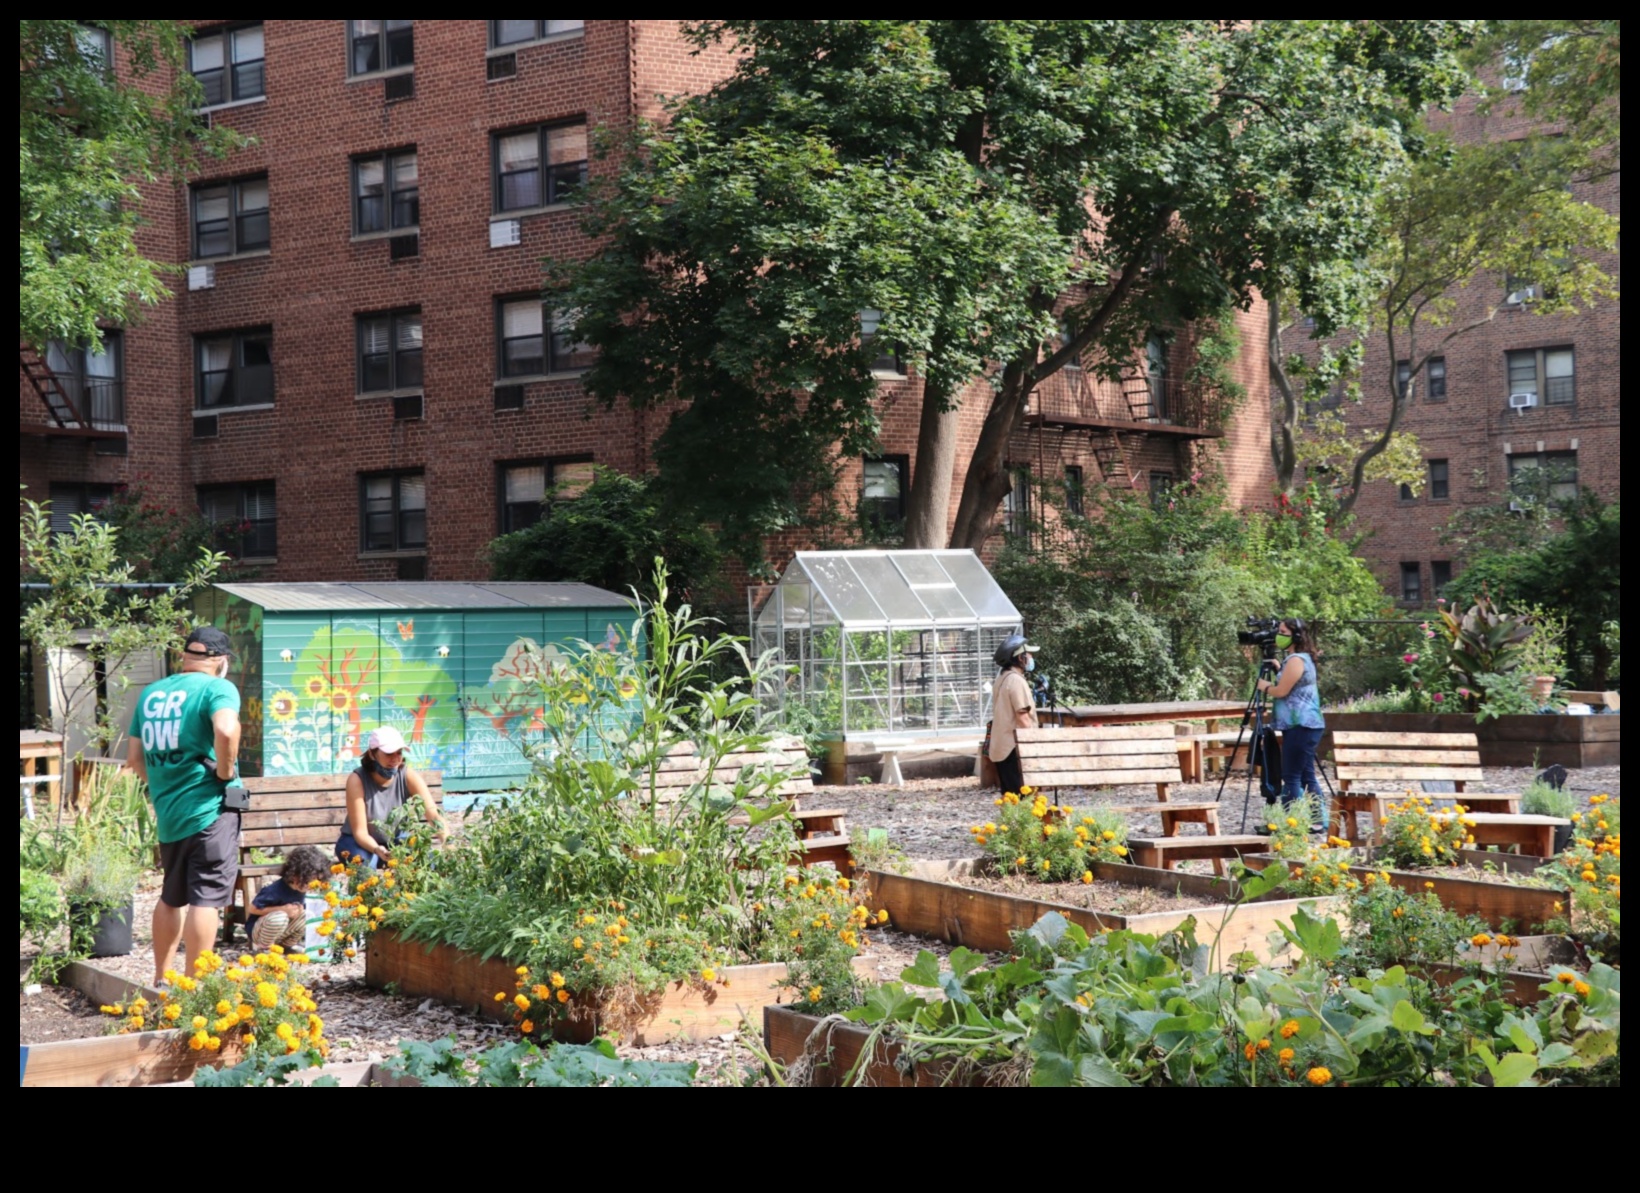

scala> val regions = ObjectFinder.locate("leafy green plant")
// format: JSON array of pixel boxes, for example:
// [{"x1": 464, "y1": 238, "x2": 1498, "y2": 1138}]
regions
[
  {"x1": 1473, "y1": 670, "x2": 1551, "y2": 721},
  {"x1": 1520, "y1": 778, "x2": 1578, "y2": 820},
  {"x1": 1514, "y1": 605, "x2": 1569, "y2": 683},
  {"x1": 1437, "y1": 595, "x2": 1536, "y2": 703},
  {"x1": 1341, "y1": 884, "x2": 1489, "y2": 973},
  {"x1": 1376, "y1": 795, "x2": 1474, "y2": 869},
  {"x1": 193, "y1": 1050, "x2": 341, "y2": 1088},
  {"x1": 19, "y1": 868, "x2": 65, "y2": 950},
  {"x1": 380, "y1": 1036, "x2": 696, "y2": 1087}
]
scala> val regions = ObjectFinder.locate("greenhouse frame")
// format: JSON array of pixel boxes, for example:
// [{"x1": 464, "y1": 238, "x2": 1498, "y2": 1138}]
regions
[{"x1": 751, "y1": 550, "x2": 1023, "y2": 740}]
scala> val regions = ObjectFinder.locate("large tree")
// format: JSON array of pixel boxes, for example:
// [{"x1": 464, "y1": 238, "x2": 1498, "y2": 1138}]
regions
[
  {"x1": 555, "y1": 20, "x2": 1469, "y2": 560},
  {"x1": 19, "y1": 20, "x2": 231, "y2": 349},
  {"x1": 1268, "y1": 19, "x2": 1621, "y2": 510}
]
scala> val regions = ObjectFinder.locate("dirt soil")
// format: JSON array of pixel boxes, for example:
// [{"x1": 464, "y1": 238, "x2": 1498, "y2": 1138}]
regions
[
  {"x1": 954, "y1": 871, "x2": 1223, "y2": 915},
  {"x1": 19, "y1": 982, "x2": 107, "y2": 1046}
]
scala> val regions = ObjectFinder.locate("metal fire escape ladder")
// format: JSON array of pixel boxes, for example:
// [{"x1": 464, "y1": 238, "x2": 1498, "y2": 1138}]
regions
[{"x1": 20, "y1": 342, "x2": 86, "y2": 429}]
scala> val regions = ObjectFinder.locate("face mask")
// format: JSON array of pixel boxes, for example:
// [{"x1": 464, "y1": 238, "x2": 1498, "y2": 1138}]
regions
[
  {"x1": 367, "y1": 757, "x2": 400, "y2": 780},
  {"x1": 1024, "y1": 656, "x2": 1036, "y2": 673},
  {"x1": 1276, "y1": 634, "x2": 1293, "y2": 651}
]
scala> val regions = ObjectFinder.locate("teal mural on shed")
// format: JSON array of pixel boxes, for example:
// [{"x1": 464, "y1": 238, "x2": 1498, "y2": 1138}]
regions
[{"x1": 195, "y1": 582, "x2": 635, "y2": 791}]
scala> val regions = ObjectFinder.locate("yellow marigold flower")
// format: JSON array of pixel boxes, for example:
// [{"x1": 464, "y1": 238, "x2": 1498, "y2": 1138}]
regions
[
  {"x1": 556, "y1": 989, "x2": 570, "y2": 1004},
  {"x1": 1423, "y1": 881, "x2": 1435, "y2": 890},
  {"x1": 1278, "y1": 1047, "x2": 1295, "y2": 1064},
  {"x1": 513, "y1": 994, "x2": 531, "y2": 1012},
  {"x1": 164, "y1": 1004, "x2": 183, "y2": 1022},
  {"x1": 188, "y1": 1035, "x2": 205, "y2": 1051},
  {"x1": 1306, "y1": 1067, "x2": 1332, "y2": 1086},
  {"x1": 1556, "y1": 971, "x2": 1577, "y2": 984},
  {"x1": 1471, "y1": 933, "x2": 1492, "y2": 948},
  {"x1": 1573, "y1": 981, "x2": 1591, "y2": 998},
  {"x1": 1113, "y1": 846, "x2": 1127, "y2": 857},
  {"x1": 1244, "y1": 1042, "x2": 1258, "y2": 1061},
  {"x1": 1280, "y1": 1020, "x2": 1300, "y2": 1039},
  {"x1": 520, "y1": 1019, "x2": 535, "y2": 1035},
  {"x1": 1019, "y1": 786, "x2": 1033, "y2": 796},
  {"x1": 1015, "y1": 856, "x2": 1028, "y2": 867},
  {"x1": 494, "y1": 991, "x2": 507, "y2": 1002},
  {"x1": 877, "y1": 909, "x2": 889, "y2": 924},
  {"x1": 1257, "y1": 1038, "x2": 1271, "y2": 1051},
  {"x1": 276, "y1": 1023, "x2": 295, "y2": 1041},
  {"x1": 1082, "y1": 871, "x2": 1094, "y2": 885},
  {"x1": 807, "y1": 986, "x2": 824, "y2": 1004},
  {"x1": 1102, "y1": 830, "x2": 1117, "y2": 842}
]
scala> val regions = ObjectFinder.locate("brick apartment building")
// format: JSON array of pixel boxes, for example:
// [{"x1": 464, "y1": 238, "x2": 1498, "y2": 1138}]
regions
[
  {"x1": 21, "y1": 20, "x2": 1274, "y2": 590},
  {"x1": 1324, "y1": 91, "x2": 1621, "y2": 608}
]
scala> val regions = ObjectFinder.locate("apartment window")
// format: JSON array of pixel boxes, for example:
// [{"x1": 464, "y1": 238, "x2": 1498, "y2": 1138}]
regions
[
  {"x1": 1059, "y1": 315, "x2": 1081, "y2": 369},
  {"x1": 190, "y1": 24, "x2": 265, "y2": 106},
  {"x1": 353, "y1": 149, "x2": 419, "y2": 234},
  {"x1": 1395, "y1": 359, "x2": 1412, "y2": 401},
  {"x1": 45, "y1": 331, "x2": 123, "y2": 428},
  {"x1": 1064, "y1": 465, "x2": 1085, "y2": 516},
  {"x1": 349, "y1": 20, "x2": 413, "y2": 76},
  {"x1": 1504, "y1": 274, "x2": 1544, "y2": 306},
  {"x1": 196, "y1": 328, "x2": 273, "y2": 410},
  {"x1": 1506, "y1": 346, "x2": 1575, "y2": 406},
  {"x1": 494, "y1": 123, "x2": 588, "y2": 212},
  {"x1": 75, "y1": 24, "x2": 111, "y2": 74},
  {"x1": 1508, "y1": 450, "x2": 1579, "y2": 504},
  {"x1": 360, "y1": 471, "x2": 426, "y2": 552},
  {"x1": 861, "y1": 456, "x2": 908, "y2": 535},
  {"x1": 490, "y1": 20, "x2": 584, "y2": 47},
  {"x1": 1146, "y1": 333, "x2": 1170, "y2": 420},
  {"x1": 357, "y1": 310, "x2": 423, "y2": 394},
  {"x1": 1431, "y1": 560, "x2": 1453, "y2": 598},
  {"x1": 1149, "y1": 471, "x2": 1175, "y2": 511},
  {"x1": 47, "y1": 483, "x2": 116, "y2": 536},
  {"x1": 1426, "y1": 356, "x2": 1447, "y2": 401},
  {"x1": 860, "y1": 309, "x2": 907, "y2": 376},
  {"x1": 192, "y1": 176, "x2": 269, "y2": 259},
  {"x1": 1428, "y1": 458, "x2": 1450, "y2": 501},
  {"x1": 1399, "y1": 481, "x2": 1417, "y2": 503},
  {"x1": 1400, "y1": 562, "x2": 1422, "y2": 604},
  {"x1": 496, "y1": 298, "x2": 594, "y2": 376},
  {"x1": 199, "y1": 482, "x2": 277, "y2": 559},
  {"x1": 1003, "y1": 466, "x2": 1034, "y2": 542},
  {"x1": 497, "y1": 458, "x2": 593, "y2": 534}
]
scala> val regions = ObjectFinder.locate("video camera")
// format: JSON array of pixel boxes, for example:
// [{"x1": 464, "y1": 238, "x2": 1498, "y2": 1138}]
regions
[{"x1": 1237, "y1": 616, "x2": 1284, "y2": 661}]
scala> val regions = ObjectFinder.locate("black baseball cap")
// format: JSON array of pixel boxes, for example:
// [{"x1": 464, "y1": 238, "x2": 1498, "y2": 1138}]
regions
[{"x1": 183, "y1": 626, "x2": 234, "y2": 658}]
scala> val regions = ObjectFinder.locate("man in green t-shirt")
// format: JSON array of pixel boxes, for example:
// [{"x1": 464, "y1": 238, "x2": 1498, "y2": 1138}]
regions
[{"x1": 126, "y1": 627, "x2": 242, "y2": 985}]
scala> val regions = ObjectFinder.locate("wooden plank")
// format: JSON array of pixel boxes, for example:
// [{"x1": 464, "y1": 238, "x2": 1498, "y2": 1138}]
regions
[
  {"x1": 244, "y1": 790, "x2": 350, "y2": 812},
  {"x1": 1017, "y1": 753, "x2": 1182, "y2": 774},
  {"x1": 1103, "y1": 801, "x2": 1221, "y2": 814},
  {"x1": 20, "y1": 1030, "x2": 233, "y2": 1087},
  {"x1": 240, "y1": 825, "x2": 342, "y2": 848},
  {"x1": 1019, "y1": 768, "x2": 1182, "y2": 788},
  {"x1": 1016, "y1": 724, "x2": 1165, "y2": 743},
  {"x1": 1335, "y1": 748, "x2": 1481, "y2": 766},
  {"x1": 1017, "y1": 739, "x2": 1178, "y2": 760},
  {"x1": 59, "y1": 961, "x2": 165, "y2": 1011},
  {"x1": 1331, "y1": 732, "x2": 1479, "y2": 748},
  {"x1": 1336, "y1": 765, "x2": 1486, "y2": 783},
  {"x1": 241, "y1": 808, "x2": 351, "y2": 831},
  {"x1": 763, "y1": 1006, "x2": 998, "y2": 1087}
]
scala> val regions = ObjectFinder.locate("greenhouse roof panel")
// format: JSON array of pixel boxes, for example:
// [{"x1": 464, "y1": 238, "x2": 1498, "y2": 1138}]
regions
[{"x1": 782, "y1": 550, "x2": 1019, "y2": 628}]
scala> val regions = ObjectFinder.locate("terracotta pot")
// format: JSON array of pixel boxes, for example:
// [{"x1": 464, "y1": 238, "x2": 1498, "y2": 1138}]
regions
[{"x1": 1531, "y1": 675, "x2": 1557, "y2": 703}]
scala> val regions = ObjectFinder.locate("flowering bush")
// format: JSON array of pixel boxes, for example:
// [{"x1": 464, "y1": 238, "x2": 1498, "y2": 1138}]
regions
[
  {"x1": 1342, "y1": 883, "x2": 1491, "y2": 972},
  {"x1": 1542, "y1": 794, "x2": 1621, "y2": 963},
  {"x1": 322, "y1": 819, "x2": 439, "y2": 961},
  {"x1": 1396, "y1": 620, "x2": 1456, "y2": 711},
  {"x1": 1268, "y1": 815, "x2": 1364, "y2": 897},
  {"x1": 971, "y1": 788, "x2": 1129, "y2": 882},
  {"x1": 1377, "y1": 794, "x2": 1474, "y2": 869},
  {"x1": 102, "y1": 946, "x2": 327, "y2": 1063}
]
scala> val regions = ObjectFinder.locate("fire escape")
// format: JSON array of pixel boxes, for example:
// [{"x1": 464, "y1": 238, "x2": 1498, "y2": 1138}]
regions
[
  {"x1": 1022, "y1": 352, "x2": 1221, "y2": 492},
  {"x1": 19, "y1": 341, "x2": 126, "y2": 444}
]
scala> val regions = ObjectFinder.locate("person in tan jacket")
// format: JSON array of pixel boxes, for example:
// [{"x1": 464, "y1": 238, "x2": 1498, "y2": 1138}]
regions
[{"x1": 987, "y1": 634, "x2": 1039, "y2": 795}]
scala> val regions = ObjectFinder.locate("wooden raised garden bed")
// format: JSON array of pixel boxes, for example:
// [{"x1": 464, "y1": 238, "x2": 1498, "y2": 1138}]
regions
[
  {"x1": 365, "y1": 927, "x2": 872, "y2": 1046},
  {"x1": 1240, "y1": 854, "x2": 1570, "y2": 934},
  {"x1": 1325, "y1": 712, "x2": 1618, "y2": 770},
  {"x1": 763, "y1": 1005, "x2": 1005, "y2": 1087},
  {"x1": 865, "y1": 861, "x2": 1341, "y2": 966}
]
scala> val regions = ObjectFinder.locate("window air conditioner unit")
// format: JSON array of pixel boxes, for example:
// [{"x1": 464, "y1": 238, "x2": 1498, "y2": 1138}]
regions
[
  {"x1": 187, "y1": 264, "x2": 216, "y2": 291},
  {"x1": 1508, "y1": 392, "x2": 1537, "y2": 412},
  {"x1": 1508, "y1": 500, "x2": 1527, "y2": 514}
]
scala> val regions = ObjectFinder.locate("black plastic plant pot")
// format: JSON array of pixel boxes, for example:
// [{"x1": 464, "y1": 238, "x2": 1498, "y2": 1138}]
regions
[
  {"x1": 1552, "y1": 823, "x2": 1576, "y2": 857},
  {"x1": 73, "y1": 898, "x2": 136, "y2": 958}
]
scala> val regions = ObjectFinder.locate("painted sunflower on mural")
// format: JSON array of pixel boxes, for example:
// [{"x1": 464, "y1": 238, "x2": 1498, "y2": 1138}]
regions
[
  {"x1": 327, "y1": 689, "x2": 352, "y2": 714},
  {"x1": 269, "y1": 690, "x2": 300, "y2": 723},
  {"x1": 304, "y1": 676, "x2": 328, "y2": 699}
]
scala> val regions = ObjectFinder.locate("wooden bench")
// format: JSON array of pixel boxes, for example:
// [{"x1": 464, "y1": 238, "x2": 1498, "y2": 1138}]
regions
[
  {"x1": 1125, "y1": 835, "x2": 1271, "y2": 872},
  {"x1": 1425, "y1": 812, "x2": 1570, "y2": 860},
  {"x1": 233, "y1": 770, "x2": 446, "y2": 934},
  {"x1": 870, "y1": 736, "x2": 984, "y2": 787},
  {"x1": 646, "y1": 738, "x2": 851, "y2": 874},
  {"x1": 1182, "y1": 729, "x2": 1254, "y2": 779},
  {"x1": 1017, "y1": 725, "x2": 1247, "y2": 875},
  {"x1": 1329, "y1": 731, "x2": 1520, "y2": 844}
]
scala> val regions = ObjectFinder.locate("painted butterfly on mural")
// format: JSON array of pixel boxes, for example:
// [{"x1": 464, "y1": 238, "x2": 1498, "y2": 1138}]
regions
[{"x1": 397, "y1": 620, "x2": 415, "y2": 641}]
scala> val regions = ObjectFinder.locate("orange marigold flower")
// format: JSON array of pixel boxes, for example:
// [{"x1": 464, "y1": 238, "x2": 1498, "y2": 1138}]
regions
[{"x1": 1306, "y1": 1067, "x2": 1333, "y2": 1086}]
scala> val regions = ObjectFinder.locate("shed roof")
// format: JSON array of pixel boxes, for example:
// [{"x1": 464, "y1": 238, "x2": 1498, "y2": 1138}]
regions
[
  {"x1": 213, "y1": 581, "x2": 632, "y2": 613},
  {"x1": 757, "y1": 550, "x2": 1020, "y2": 630}
]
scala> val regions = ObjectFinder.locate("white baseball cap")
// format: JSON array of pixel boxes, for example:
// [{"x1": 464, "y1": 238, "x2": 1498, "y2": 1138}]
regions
[{"x1": 367, "y1": 725, "x2": 407, "y2": 754}]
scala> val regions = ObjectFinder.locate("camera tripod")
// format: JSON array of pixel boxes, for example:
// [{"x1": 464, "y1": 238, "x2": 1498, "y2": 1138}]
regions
[{"x1": 1215, "y1": 657, "x2": 1336, "y2": 833}]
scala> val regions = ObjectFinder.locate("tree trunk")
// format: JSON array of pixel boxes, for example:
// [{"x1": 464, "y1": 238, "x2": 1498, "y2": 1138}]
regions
[
  {"x1": 1267, "y1": 293, "x2": 1298, "y2": 496},
  {"x1": 901, "y1": 378, "x2": 961, "y2": 549},
  {"x1": 949, "y1": 363, "x2": 1031, "y2": 553}
]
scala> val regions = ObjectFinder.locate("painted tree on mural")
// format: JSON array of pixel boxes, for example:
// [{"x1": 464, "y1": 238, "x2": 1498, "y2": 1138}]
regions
[
  {"x1": 555, "y1": 20, "x2": 1470, "y2": 561},
  {"x1": 291, "y1": 627, "x2": 457, "y2": 759}
]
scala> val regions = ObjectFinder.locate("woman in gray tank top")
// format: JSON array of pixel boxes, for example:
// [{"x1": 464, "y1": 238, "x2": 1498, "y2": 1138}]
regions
[{"x1": 335, "y1": 725, "x2": 447, "y2": 866}]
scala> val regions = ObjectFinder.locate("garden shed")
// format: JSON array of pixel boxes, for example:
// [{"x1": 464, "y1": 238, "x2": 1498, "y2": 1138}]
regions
[
  {"x1": 194, "y1": 581, "x2": 633, "y2": 790},
  {"x1": 751, "y1": 550, "x2": 1022, "y2": 740}
]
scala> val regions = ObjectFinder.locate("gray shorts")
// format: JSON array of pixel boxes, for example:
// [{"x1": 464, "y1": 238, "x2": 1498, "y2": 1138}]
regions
[{"x1": 158, "y1": 812, "x2": 240, "y2": 909}]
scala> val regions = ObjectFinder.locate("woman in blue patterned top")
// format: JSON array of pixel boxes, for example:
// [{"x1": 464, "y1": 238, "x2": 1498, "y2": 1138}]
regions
[{"x1": 1257, "y1": 617, "x2": 1327, "y2": 833}]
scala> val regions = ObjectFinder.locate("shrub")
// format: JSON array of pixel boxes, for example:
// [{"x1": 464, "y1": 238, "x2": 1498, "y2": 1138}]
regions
[
  {"x1": 971, "y1": 790, "x2": 1129, "y2": 881},
  {"x1": 1377, "y1": 795, "x2": 1473, "y2": 869}
]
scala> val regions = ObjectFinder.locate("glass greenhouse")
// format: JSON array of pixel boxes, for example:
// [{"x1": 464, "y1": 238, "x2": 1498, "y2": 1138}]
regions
[{"x1": 751, "y1": 550, "x2": 1022, "y2": 739}]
